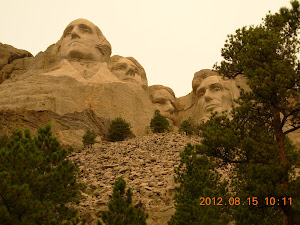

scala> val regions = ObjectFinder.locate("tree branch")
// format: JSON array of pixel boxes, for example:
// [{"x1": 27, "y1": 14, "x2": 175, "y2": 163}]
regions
[
  {"x1": 283, "y1": 125, "x2": 300, "y2": 135},
  {"x1": 0, "y1": 192, "x2": 11, "y2": 215},
  {"x1": 280, "y1": 107, "x2": 300, "y2": 129}
]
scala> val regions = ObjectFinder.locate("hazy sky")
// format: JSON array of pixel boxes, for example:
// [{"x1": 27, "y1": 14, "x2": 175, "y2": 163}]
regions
[{"x1": 1, "y1": 0, "x2": 293, "y2": 97}]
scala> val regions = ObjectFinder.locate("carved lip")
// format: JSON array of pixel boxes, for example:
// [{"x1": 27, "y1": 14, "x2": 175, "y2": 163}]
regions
[{"x1": 68, "y1": 41, "x2": 83, "y2": 46}]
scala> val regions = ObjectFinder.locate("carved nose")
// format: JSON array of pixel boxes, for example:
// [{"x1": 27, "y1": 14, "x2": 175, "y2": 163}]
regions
[
  {"x1": 71, "y1": 32, "x2": 80, "y2": 39},
  {"x1": 71, "y1": 27, "x2": 80, "y2": 39},
  {"x1": 204, "y1": 91, "x2": 213, "y2": 102},
  {"x1": 165, "y1": 101, "x2": 174, "y2": 113},
  {"x1": 126, "y1": 68, "x2": 136, "y2": 76},
  {"x1": 71, "y1": 33, "x2": 80, "y2": 39}
]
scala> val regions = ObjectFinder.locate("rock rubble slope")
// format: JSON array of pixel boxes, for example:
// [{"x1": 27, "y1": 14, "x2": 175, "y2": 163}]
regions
[{"x1": 68, "y1": 132, "x2": 201, "y2": 225}]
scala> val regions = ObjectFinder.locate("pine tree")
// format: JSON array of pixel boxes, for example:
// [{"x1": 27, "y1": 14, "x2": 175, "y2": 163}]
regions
[
  {"x1": 179, "y1": 118, "x2": 194, "y2": 136},
  {"x1": 168, "y1": 143, "x2": 232, "y2": 225},
  {"x1": 0, "y1": 125, "x2": 84, "y2": 225},
  {"x1": 198, "y1": 1, "x2": 300, "y2": 224},
  {"x1": 108, "y1": 117, "x2": 132, "y2": 142},
  {"x1": 150, "y1": 110, "x2": 170, "y2": 133},
  {"x1": 82, "y1": 130, "x2": 97, "y2": 148},
  {"x1": 99, "y1": 177, "x2": 148, "y2": 225}
]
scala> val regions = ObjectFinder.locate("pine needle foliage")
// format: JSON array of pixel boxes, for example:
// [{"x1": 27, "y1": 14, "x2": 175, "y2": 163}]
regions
[
  {"x1": 99, "y1": 177, "x2": 148, "y2": 225},
  {"x1": 0, "y1": 125, "x2": 84, "y2": 225},
  {"x1": 108, "y1": 117, "x2": 132, "y2": 142},
  {"x1": 150, "y1": 110, "x2": 170, "y2": 133},
  {"x1": 168, "y1": 143, "x2": 232, "y2": 225},
  {"x1": 206, "y1": 1, "x2": 300, "y2": 224},
  {"x1": 82, "y1": 130, "x2": 97, "y2": 148}
]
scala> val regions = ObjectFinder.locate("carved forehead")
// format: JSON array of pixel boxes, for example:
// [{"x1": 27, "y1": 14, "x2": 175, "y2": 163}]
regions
[
  {"x1": 63, "y1": 18, "x2": 102, "y2": 38},
  {"x1": 115, "y1": 58, "x2": 137, "y2": 67},
  {"x1": 152, "y1": 89, "x2": 175, "y2": 103},
  {"x1": 199, "y1": 76, "x2": 222, "y2": 88},
  {"x1": 65, "y1": 19, "x2": 97, "y2": 30}
]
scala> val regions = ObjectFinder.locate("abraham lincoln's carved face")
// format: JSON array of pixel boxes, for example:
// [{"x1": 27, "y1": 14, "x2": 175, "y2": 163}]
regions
[{"x1": 195, "y1": 76, "x2": 233, "y2": 120}]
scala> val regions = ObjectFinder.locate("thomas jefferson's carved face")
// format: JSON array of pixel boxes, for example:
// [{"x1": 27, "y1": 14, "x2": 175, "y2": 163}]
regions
[
  {"x1": 111, "y1": 58, "x2": 142, "y2": 84},
  {"x1": 60, "y1": 19, "x2": 103, "y2": 61},
  {"x1": 151, "y1": 89, "x2": 176, "y2": 121},
  {"x1": 195, "y1": 76, "x2": 232, "y2": 119}
]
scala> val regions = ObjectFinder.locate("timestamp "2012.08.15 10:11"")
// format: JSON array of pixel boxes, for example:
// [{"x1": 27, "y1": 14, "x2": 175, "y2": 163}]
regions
[{"x1": 199, "y1": 197, "x2": 292, "y2": 206}]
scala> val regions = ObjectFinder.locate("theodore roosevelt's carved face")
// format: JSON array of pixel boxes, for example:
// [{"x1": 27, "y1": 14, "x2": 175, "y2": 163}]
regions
[
  {"x1": 195, "y1": 76, "x2": 232, "y2": 120},
  {"x1": 60, "y1": 19, "x2": 107, "y2": 62}
]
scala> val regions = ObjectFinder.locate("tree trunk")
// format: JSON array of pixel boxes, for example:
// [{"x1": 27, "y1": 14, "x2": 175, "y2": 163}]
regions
[
  {"x1": 274, "y1": 110, "x2": 294, "y2": 225},
  {"x1": 283, "y1": 205, "x2": 294, "y2": 225}
]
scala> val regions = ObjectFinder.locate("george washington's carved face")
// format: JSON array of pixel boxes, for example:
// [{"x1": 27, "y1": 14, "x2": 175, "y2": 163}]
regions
[{"x1": 60, "y1": 19, "x2": 105, "y2": 62}]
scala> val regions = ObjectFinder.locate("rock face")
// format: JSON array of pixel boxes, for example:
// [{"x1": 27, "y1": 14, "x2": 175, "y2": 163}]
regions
[
  {"x1": 67, "y1": 132, "x2": 201, "y2": 225},
  {"x1": 0, "y1": 18, "x2": 252, "y2": 145},
  {"x1": 0, "y1": 19, "x2": 156, "y2": 143},
  {"x1": 0, "y1": 43, "x2": 33, "y2": 83},
  {"x1": 0, "y1": 109, "x2": 111, "y2": 147},
  {"x1": 0, "y1": 61, "x2": 154, "y2": 137}
]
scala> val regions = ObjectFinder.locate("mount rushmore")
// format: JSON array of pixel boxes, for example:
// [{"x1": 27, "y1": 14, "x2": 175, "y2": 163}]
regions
[{"x1": 0, "y1": 18, "x2": 278, "y2": 146}]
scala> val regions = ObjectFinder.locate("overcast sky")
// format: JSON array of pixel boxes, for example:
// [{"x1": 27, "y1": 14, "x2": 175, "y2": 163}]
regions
[{"x1": 1, "y1": 0, "x2": 293, "y2": 97}]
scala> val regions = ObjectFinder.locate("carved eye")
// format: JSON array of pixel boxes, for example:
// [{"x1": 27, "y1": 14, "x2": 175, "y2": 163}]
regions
[
  {"x1": 197, "y1": 90, "x2": 205, "y2": 97},
  {"x1": 82, "y1": 28, "x2": 91, "y2": 33},
  {"x1": 153, "y1": 98, "x2": 166, "y2": 104},
  {"x1": 212, "y1": 87, "x2": 222, "y2": 92},
  {"x1": 64, "y1": 32, "x2": 71, "y2": 37},
  {"x1": 117, "y1": 65, "x2": 126, "y2": 70}
]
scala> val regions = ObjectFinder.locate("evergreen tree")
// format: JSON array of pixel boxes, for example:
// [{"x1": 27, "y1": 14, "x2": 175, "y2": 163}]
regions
[
  {"x1": 0, "y1": 125, "x2": 84, "y2": 225},
  {"x1": 82, "y1": 130, "x2": 97, "y2": 148},
  {"x1": 99, "y1": 177, "x2": 148, "y2": 225},
  {"x1": 197, "y1": 113, "x2": 300, "y2": 224},
  {"x1": 168, "y1": 143, "x2": 232, "y2": 225},
  {"x1": 179, "y1": 118, "x2": 194, "y2": 135},
  {"x1": 196, "y1": 1, "x2": 300, "y2": 224},
  {"x1": 150, "y1": 110, "x2": 170, "y2": 133},
  {"x1": 108, "y1": 117, "x2": 132, "y2": 142}
]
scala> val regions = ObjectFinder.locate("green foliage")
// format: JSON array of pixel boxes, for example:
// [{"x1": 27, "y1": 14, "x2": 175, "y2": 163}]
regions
[
  {"x1": 197, "y1": 112, "x2": 300, "y2": 224},
  {"x1": 168, "y1": 143, "x2": 232, "y2": 225},
  {"x1": 179, "y1": 118, "x2": 194, "y2": 135},
  {"x1": 82, "y1": 130, "x2": 97, "y2": 148},
  {"x1": 0, "y1": 134, "x2": 8, "y2": 149},
  {"x1": 150, "y1": 110, "x2": 170, "y2": 133},
  {"x1": 0, "y1": 125, "x2": 84, "y2": 225},
  {"x1": 204, "y1": 1, "x2": 300, "y2": 223},
  {"x1": 108, "y1": 117, "x2": 132, "y2": 142},
  {"x1": 99, "y1": 177, "x2": 148, "y2": 225}
]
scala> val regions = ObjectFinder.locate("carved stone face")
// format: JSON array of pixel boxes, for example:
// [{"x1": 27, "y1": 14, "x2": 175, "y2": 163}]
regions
[
  {"x1": 195, "y1": 76, "x2": 232, "y2": 119},
  {"x1": 111, "y1": 58, "x2": 142, "y2": 83},
  {"x1": 151, "y1": 89, "x2": 176, "y2": 121},
  {"x1": 60, "y1": 19, "x2": 104, "y2": 61}
]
